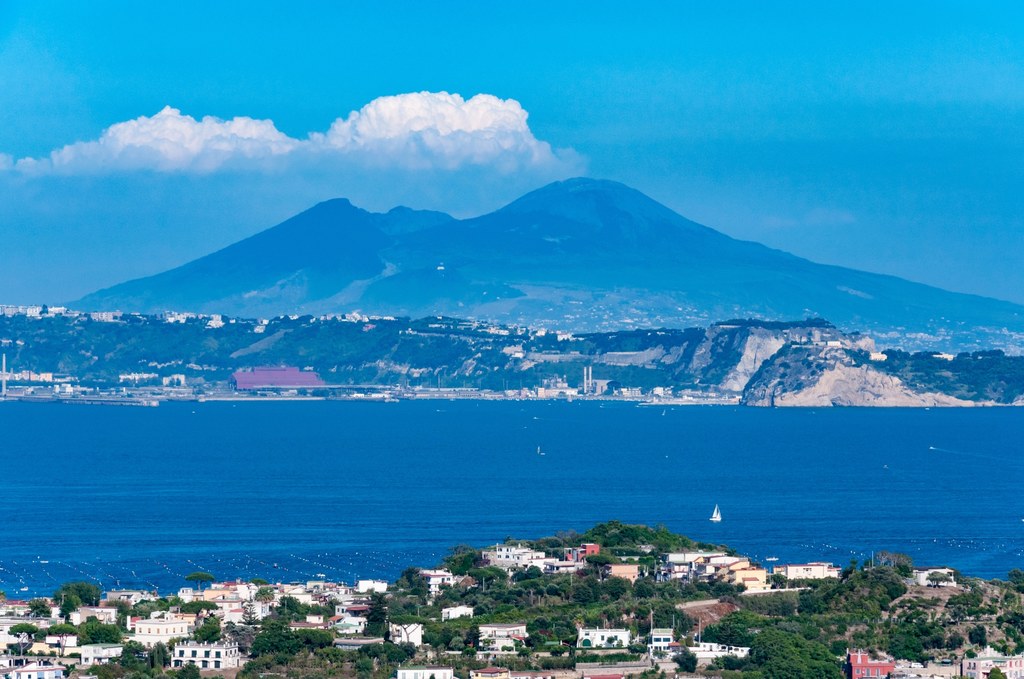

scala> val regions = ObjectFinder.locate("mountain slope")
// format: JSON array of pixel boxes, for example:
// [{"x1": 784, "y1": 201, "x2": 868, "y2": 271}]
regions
[{"x1": 75, "y1": 178, "x2": 1024, "y2": 348}]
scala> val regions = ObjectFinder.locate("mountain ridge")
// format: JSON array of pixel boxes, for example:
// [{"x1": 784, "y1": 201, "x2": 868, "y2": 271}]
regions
[{"x1": 74, "y1": 177, "x2": 1024, "y2": 350}]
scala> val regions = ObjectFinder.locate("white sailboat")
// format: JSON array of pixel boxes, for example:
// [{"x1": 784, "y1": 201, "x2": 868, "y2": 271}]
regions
[{"x1": 709, "y1": 504, "x2": 722, "y2": 522}]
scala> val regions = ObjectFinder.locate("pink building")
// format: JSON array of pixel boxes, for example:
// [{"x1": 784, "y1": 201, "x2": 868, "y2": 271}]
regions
[
  {"x1": 846, "y1": 650, "x2": 894, "y2": 679},
  {"x1": 232, "y1": 367, "x2": 325, "y2": 390}
]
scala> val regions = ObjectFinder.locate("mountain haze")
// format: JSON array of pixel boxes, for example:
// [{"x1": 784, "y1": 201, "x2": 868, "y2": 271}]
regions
[{"x1": 76, "y1": 178, "x2": 1024, "y2": 348}]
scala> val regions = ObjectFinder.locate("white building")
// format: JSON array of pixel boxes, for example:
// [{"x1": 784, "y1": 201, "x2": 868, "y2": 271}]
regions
[
  {"x1": 441, "y1": 605, "x2": 474, "y2": 621},
  {"x1": 913, "y1": 567, "x2": 957, "y2": 588},
  {"x1": 648, "y1": 628, "x2": 674, "y2": 655},
  {"x1": 4, "y1": 665, "x2": 66, "y2": 679},
  {"x1": 70, "y1": 607, "x2": 119, "y2": 626},
  {"x1": 420, "y1": 569, "x2": 455, "y2": 595},
  {"x1": 334, "y1": 615, "x2": 367, "y2": 635},
  {"x1": 44, "y1": 634, "x2": 78, "y2": 652},
  {"x1": 692, "y1": 642, "x2": 750, "y2": 661},
  {"x1": 172, "y1": 641, "x2": 241, "y2": 670},
  {"x1": 482, "y1": 544, "x2": 547, "y2": 570},
  {"x1": 577, "y1": 628, "x2": 631, "y2": 649},
  {"x1": 357, "y1": 580, "x2": 389, "y2": 593},
  {"x1": 103, "y1": 590, "x2": 155, "y2": 606},
  {"x1": 79, "y1": 644, "x2": 123, "y2": 666},
  {"x1": 390, "y1": 623, "x2": 423, "y2": 647},
  {"x1": 772, "y1": 563, "x2": 840, "y2": 580},
  {"x1": 659, "y1": 551, "x2": 728, "y2": 581},
  {"x1": 396, "y1": 667, "x2": 454, "y2": 679},
  {"x1": 480, "y1": 623, "x2": 528, "y2": 651},
  {"x1": 132, "y1": 618, "x2": 191, "y2": 647}
]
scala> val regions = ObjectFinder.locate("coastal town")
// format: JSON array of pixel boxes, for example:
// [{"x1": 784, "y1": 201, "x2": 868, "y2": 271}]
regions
[
  {"x1": 1, "y1": 523, "x2": 1019, "y2": 679},
  {"x1": 2, "y1": 304, "x2": 1023, "y2": 408}
]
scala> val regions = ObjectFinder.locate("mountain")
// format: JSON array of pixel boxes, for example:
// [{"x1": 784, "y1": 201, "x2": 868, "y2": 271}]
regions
[{"x1": 75, "y1": 178, "x2": 1024, "y2": 349}]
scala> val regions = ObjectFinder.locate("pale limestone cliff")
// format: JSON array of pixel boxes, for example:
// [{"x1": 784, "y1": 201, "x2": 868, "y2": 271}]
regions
[
  {"x1": 720, "y1": 331, "x2": 787, "y2": 392},
  {"x1": 748, "y1": 363, "x2": 982, "y2": 407}
]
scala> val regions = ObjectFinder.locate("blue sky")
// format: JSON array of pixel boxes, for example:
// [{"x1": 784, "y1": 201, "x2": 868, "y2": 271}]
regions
[{"x1": 2, "y1": 1, "x2": 1024, "y2": 305}]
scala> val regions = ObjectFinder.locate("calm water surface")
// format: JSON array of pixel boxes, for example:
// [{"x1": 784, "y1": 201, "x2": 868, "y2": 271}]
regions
[{"x1": 1, "y1": 400, "x2": 1021, "y2": 595}]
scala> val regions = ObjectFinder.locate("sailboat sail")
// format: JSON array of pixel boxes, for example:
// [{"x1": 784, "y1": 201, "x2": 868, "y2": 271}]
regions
[{"x1": 710, "y1": 504, "x2": 722, "y2": 522}]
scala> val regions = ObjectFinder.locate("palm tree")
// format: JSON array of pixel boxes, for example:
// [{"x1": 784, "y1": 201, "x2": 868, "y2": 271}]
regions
[{"x1": 254, "y1": 586, "x2": 275, "y2": 604}]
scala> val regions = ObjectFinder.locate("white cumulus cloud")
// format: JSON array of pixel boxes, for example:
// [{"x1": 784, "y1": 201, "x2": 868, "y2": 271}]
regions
[
  {"x1": 10, "y1": 92, "x2": 579, "y2": 176},
  {"x1": 17, "y1": 106, "x2": 298, "y2": 174},
  {"x1": 318, "y1": 92, "x2": 560, "y2": 170}
]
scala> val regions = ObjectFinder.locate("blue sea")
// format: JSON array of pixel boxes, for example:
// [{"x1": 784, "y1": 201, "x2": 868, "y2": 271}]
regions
[{"x1": 1, "y1": 400, "x2": 1021, "y2": 596}]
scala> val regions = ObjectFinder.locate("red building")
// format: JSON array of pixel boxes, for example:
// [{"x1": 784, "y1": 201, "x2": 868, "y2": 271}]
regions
[
  {"x1": 846, "y1": 650, "x2": 895, "y2": 679},
  {"x1": 564, "y1": 543, "x2": 601, "y2": 562}
]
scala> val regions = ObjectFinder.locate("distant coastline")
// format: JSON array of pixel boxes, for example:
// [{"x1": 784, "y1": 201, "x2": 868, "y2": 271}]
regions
[{"x1": 2, "y1": 309, "x2": 1022, "y2": 408}]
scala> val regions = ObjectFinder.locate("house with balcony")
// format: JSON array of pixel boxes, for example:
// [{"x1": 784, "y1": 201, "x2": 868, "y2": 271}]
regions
[{"x1": 172, "y1": 641, "x2": 241, "y2": 670}]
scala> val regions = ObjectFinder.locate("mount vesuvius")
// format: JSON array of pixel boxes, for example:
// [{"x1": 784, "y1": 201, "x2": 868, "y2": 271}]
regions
[{"x1": 74, "y1": 178, "x2": 1024, "y2": 348}]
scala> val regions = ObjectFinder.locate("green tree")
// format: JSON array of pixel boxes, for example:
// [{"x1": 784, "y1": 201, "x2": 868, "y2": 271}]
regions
[
  {"x1": 354, "y1": 656, "x2": 374, "y2": 678},
  {"x1": 79, "y1": 620, "x2": 123, "y2": 644},
  {"x1": 193, "y1": 617, "x2": 221, "y2": 642},
  {"x1": 48, "y1": 623, "x2": 77, "y2": 655},
  {"x1": 242, "y1": 602, "x2": 260, "y2": 626},
  {"x1": 178, "y1": 663, "x2": 201, "y2": 679},
  {"x1": 989, "y1": 668, "x2": 1008, "y2": 679},
  {"x1": 927, "y1": 571, "x2": 952, "y2": 587},
  {"x1": 675, "y1": 648, "x2": 698, "y2": 672},
  {"x1": 184, "y1": 572, "x2": 215, "y2": 591},
  {"x1": 54, "y1": 582, "x2": 102, "y2": 606},
  {"x1": 118, "y1": 640, "x2": 147, "y2": 671},
  {"x1": 294, "y1": 628, "x2": 334, "y2": 650},
  {"x1": 180, "y1": 601, "x2": 218, "y2": 614},
  {"x1": 704, "y1": 610, "x2": 763, "y2": 647},
  {"x1": 9, "y1": 623, "x2": 38, "y2": 655},
  {"x1": 28, "y1": 598, "x2": 51, "y2": 617},
  {"x1": 364, "y1": 593, "x2": 388, "y2": 638},
  {"x1": 749, "y1": 628, "x2": 842, "y2": 679},
  {"x1": 254, "y1": 587, "x2": 275, "y2": 604},
  {"x1": 251, "y1": 618, "x2": 300, "y2": 657},
  {"x1": 150, "y1": 641, "x2": 170, "y2": 669}
]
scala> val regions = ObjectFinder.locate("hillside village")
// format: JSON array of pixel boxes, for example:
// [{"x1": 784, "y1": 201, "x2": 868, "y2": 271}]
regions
[{"x1": 3, "y1": 524, "x2": 1024, "y2": 679}]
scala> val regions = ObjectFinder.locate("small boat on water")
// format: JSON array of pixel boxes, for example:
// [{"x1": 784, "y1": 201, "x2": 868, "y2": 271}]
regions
[
  {"x1": 710, "y1": 504, "x2": 722, "y2": 522},
  {"x1": 765, "y1": 556, "x2": 779, "y2": 562}
]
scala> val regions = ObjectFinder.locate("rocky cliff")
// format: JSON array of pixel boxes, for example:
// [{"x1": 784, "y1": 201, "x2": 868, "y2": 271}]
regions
[{"x1": 742, "y1": 344, "x2": 989, "y2": 407}]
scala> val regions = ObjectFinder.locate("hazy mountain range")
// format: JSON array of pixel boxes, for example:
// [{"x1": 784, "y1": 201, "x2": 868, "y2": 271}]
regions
[{"x1": 75, "y1": 178, "x2": 1024, "y2": 349}]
